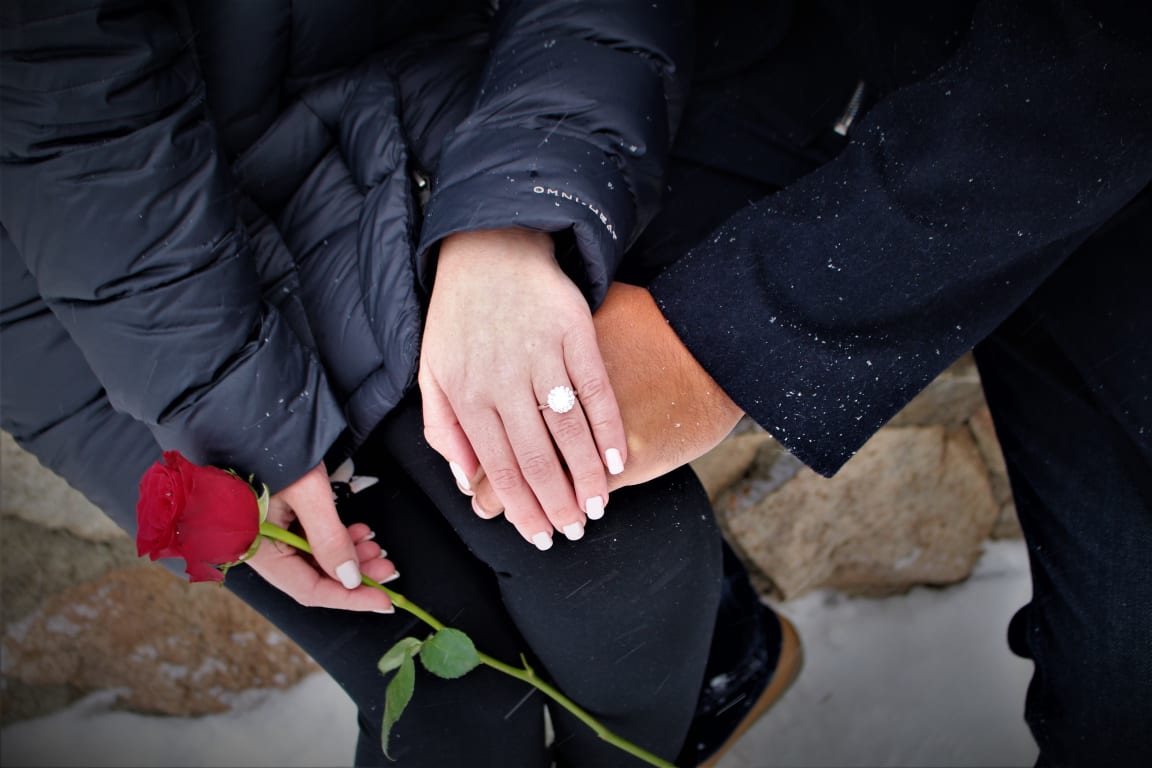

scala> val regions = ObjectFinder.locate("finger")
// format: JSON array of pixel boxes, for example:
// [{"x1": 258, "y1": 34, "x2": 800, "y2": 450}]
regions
[
  {"x1": 564, "y1": 326, "x2": 628, "y2": 479},
  {"x1": 354, "y1": 539, "x2": 385, "y2": 562},
  {"x1": 348, "y1": 522, "x2": 377, "y2": 544},
  {"x1": 350, "y1": 527, "x2": 399, "y2": 584},
  {"x1": 248, "y1": 544, "x2": 394, "y2": 613},
  {"x1": 535, "y1": 379, "x2": 607, "y2": 528},
  {"x1": 499, "y1": 391, "x2": 587, "y2": 543},
  {"x1": 420, "y1": 367, "x2": 482, "y2": 494},
  {"x1": 358, "y1": 550, "x2": 400, "y2": 586},
  {"x1": 284, "y1": 467, "x2": 364, "y2": 590},
  {"x1": 459, "y1": 406, "x2": 556, "y2": 550},
  {"x1": 471, "y1": 474, "x2": 505, "y2": 520}
]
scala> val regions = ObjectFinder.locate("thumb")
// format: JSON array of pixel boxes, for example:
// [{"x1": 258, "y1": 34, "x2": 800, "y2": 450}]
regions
[{"x1": 278, "y1": 464, "x2": 362, "y2": 589}]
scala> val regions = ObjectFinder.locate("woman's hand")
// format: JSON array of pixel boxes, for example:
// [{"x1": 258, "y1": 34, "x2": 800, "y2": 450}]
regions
[
  {"x1": 246, "y1": 464, "x2": 397, "y2": 612},
  {"x1": 472, "y1": 282, "x2": 744, "y2": 512},
  {"x1": 419, "y1": 228, "x2": 627, "y2": 549}
]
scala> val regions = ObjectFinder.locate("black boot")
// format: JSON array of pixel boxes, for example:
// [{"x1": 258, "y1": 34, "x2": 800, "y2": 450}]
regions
[{"x1": 679, "y1": 541, "x2": 803, "y2": 767}]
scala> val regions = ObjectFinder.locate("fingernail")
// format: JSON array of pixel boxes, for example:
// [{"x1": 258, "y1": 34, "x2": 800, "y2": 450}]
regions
[
  {"x1": 359, "y1": 530, "x2": 377, "y2": 542},
  {"x1": 382, "y1": 571, "x2": 401, "y2": 583},
  {"x1": 336, "y1": 560, "x2": 361, "y2": 590},
  {"x1": 378, "y1": 548, "x2": 389, "y2": 559},
  {"x1": 349, "y1": 475, "x2": 379, "y2": 494},
  {"x1": 449, "y1": 462, "x2": 472, "y2": 494},
  {"x1": 472, "y1": 496, "x2": 495, "y2": 519},
  {"x1": 372, "y1": 607, "x2": 396, "y2": 614},
  {"x1": 585, "y1": 496, "x2": 605, "y2": 521},
  {"x1": 532, "y1": 532, "x2": 553, "y2": 551},
  {"x1": 563, "y1": 522, "x2": 584, "y2": 541},
  {"x1": 605, "y1": 448, "x2": 624, "y2": 475}
]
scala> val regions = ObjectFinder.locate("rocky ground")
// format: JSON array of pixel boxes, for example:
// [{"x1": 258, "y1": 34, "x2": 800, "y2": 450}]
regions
[{"x1": 1, "y1": 356, "x2": 1019, "y2": 726}]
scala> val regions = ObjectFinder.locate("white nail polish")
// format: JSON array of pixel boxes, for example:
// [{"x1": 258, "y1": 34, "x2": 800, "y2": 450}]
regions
[
  {"x1": 605, "y1": 448, "x2": 624, "y2": 475},
  {"x1": 471, "y1": 496, "x2": 492, "y2": 519},
  {"x1": 382, "y1": 571, "x2": 401, "y2": 583},
  {"x1": 585, "y1": 496, "x2": 605, "y2": 521},
  {"x1": 532, "y1": 532, "x2": 553, "y2": 551},
  {"x1": 349, "y1": 475, "x2": 379, "y2": 494},
  {"x1": 378, "y1": 548, "x2": 389, "y2": 559},
  {"x1": 449, "y1": 462, "x2": 471, "y2": 493},
  {"x1": 372, "y1": 607, "x2": 396, "y2": 614},
  {"x1": 563, "y1": 522, "x2": 584, "y2": 541},
  {"x1": 360, "y1": 530, "x2": 377, "y2": 542},
  {"x1": 336, "y1": 560, "x2": 361, "y2": 590}
]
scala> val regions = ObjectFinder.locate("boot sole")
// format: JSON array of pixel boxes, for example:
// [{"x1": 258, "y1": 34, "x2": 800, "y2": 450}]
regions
[{"x1": 698, "y1": 612, "x2": 803, "y2": 768}]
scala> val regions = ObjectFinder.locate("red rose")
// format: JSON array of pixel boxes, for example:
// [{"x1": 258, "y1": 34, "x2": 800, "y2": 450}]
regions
[{"x1": 136, "y1": 451, "x2": 262, "y2": 582}]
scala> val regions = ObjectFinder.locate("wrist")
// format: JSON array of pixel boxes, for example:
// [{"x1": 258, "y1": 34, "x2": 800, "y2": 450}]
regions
[
  {"x1": 594, "y1": 282, "x2": 743, "y2": 448},
  {"x1": 438, "y1": 228, "x2": 554, "y2": 269}
]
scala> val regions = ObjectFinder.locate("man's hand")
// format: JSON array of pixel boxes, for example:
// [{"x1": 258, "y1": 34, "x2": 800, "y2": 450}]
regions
[
  {"x1": 472, "y1": 282, "x2": 743, "y2": 514},
  {"x1": 246, "y1": 464, "x2": 397, "y2": 612}
]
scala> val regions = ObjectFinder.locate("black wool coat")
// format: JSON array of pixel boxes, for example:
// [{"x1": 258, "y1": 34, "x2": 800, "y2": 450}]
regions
[{"x1": 650, "y1": 0, "x2": 1152, "y2": 475}]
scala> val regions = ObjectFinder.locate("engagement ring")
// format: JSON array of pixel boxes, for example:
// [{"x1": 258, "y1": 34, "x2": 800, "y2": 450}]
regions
[{"x1": 539, "y1": 385, "x2": 578, "y2": 414}]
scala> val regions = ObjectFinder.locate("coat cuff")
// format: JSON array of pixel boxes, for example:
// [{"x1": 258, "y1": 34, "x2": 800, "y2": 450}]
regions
[{"x1": 417, "y1": 127, "x2": 636, "y2": 308}]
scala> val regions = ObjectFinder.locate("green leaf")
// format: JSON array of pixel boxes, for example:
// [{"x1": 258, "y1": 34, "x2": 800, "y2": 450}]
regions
[
  {"x1": 418, "y1": 627, "x2": 481, "y2": 679},
  {"x1": 377, "y1": 637, "x2": 423, "y2": 675},
  {"x1": 381, "y1": 655, "x2": 415, "y2": 760},
  {"x1": 255, "y1": 482, "x2": 270, "y2": 524}
]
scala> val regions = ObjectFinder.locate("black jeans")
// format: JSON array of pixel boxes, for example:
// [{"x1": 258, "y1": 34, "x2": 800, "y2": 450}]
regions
[
  {"x1": 225, "y1": 395, "x2": 724, "y2": 767},
  {"x1": 973, "y1": 191, "x2": 1152, "y2": 766}
]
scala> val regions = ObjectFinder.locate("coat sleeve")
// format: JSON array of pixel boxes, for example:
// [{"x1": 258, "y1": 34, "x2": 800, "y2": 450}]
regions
[
  {"x1": 1, "y1": 224, "x2": 160, "y2": 537},
  {"x1": 648, "y1": 0, "x2": 1152, "y2": 476},
  {"x1": 416, "y1": 0, "x2": 693, "y2": 306},
  {"x1": 0, "y1": 0, "x2": 346, "y2": 491}
]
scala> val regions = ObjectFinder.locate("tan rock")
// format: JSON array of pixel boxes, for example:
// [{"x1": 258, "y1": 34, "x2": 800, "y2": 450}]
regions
[
  {"x1": 690, "y1": 429, "x2": 775, "y2": 501},
  {"x1": 1, "y1": 515, "x2": 142, "y2": 724},
  {"x1": 2, "y1": 565, "x2": 317, "y2": 717},
  {"x1": 1, "y1": 432, "x2": 124, "y2": 542},
  {"x1": 718, "y1": 425, "x2": 999, "y2": 598},
  {"x1": 887, "y1": 355, "x2": 985, "y2": 427}
]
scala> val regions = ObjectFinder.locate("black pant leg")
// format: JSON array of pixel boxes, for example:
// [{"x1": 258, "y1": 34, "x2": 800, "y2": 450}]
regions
[
  {"x1": 973, "y1": 191, "x2": 1152, "y2": 767},
  {"x1": 376, "y1": 396, "x2": 725, "y2": 767},
  {"x1": 225, "y1": 454, "x2": 548, "y2": 768}
]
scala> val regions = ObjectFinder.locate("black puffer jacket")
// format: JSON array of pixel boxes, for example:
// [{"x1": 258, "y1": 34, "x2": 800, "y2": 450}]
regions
[{"x1": 0, "y1": 0, "x2": 691, "y2": 530}]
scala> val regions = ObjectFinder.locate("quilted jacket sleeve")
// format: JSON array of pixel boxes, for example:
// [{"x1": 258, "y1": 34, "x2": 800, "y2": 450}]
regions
[
  {"x1": 0, "y1": 0, "x2": 345, "y2": 491},
  {"x1": 416, "y1": 0, "x2": 693, "y2": 306},
  {"x1": 648, "y1": 0, "x2": 1152, "y2": 476}
]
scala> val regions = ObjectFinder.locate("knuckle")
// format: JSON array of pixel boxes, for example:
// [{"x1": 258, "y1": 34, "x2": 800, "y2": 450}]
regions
[
  {"x1": 544, "y1": 499, "x2": 579, "y2": 520},
  {"x1": 572, "y1": 467, "x2": 606, "y2": 490},
  {"x1": 518, "y1": 452, "x2": 555, "y2": 481},
  {"x1": 488, "y1": 466, "x2": 524, "y2": 493},
  {"x1": 577, "y1": 375, "x2": 611, "y2": 403}
]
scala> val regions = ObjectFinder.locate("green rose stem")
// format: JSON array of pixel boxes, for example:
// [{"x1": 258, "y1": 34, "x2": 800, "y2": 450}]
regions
[{"x1": 257, "y1": 521, "x2": 676, "y2": 768}]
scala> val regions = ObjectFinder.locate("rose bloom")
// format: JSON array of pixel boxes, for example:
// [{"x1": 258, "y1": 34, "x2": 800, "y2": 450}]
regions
[{"x1": 136, "y1": 451, "x2": 261, "y2": 582}]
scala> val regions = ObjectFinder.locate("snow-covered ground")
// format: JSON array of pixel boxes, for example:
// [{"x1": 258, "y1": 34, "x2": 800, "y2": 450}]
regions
[{"x1": 1, "y1": 540, "x2": 1037, "y2": 768}]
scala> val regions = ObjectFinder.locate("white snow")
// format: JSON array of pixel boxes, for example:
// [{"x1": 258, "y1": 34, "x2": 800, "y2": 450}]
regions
[{"x1": 1, "y1": 540, "x2": 1037, "y2": 768}]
